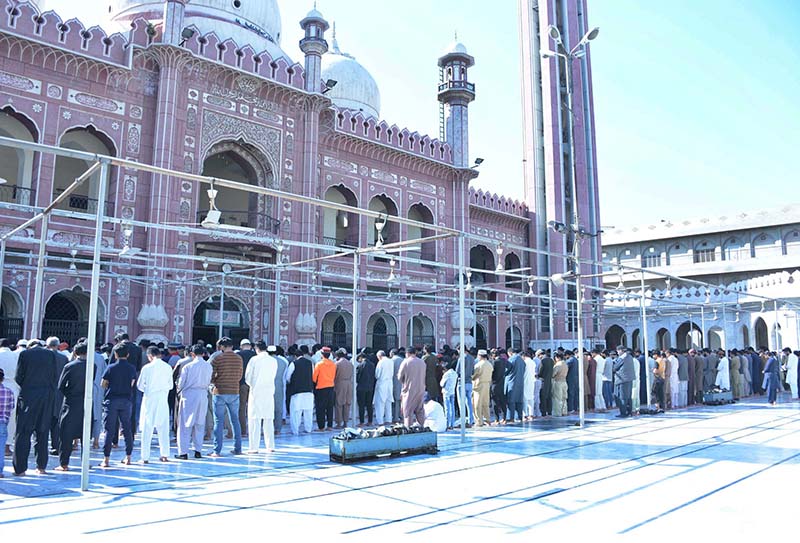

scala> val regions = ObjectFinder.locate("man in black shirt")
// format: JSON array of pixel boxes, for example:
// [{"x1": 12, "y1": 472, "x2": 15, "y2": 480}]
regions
[{"x1": 100, "y1": 343, "x2": 137, "y2": 467}]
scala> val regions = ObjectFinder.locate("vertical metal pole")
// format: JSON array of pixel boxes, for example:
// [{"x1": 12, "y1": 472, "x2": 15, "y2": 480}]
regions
[
  {"x1": 722, "y1": 301, "x2": 728, "y2": 352},
  {"x1": 548, "y1": 278, "x2": 555, "y2": 354},
  {"x1": 640, "y1": 272, "x2": 651, "y2": 407},
  {"x1": 351, "y1": 251, "x2": 359, "y2": 424},
  {"x1": 701, "y1": 306, "x2": 705, "y2": 349},
  {"x1": 273, "y1": 266, "x2": 281, "y2": 344},
  {"x1": 80, "y1": 161, "x2": 108, "y2": 491},
  {"x1": 30, "y1": 214, "x2": 49, "y2": 339},
  {"x1": 0, "y1": 240, "x2": 5, "y2": 307},
  {"x1": 457, "y1": 235, "x2": 466, "y2": 442},
  {"x1": 773, "y1": 300, "x2": 780, "y2": 350},
  {"x1": 509, "y1": 302, "x2": 514, "y2": 348},
  {"x1": 217, "y1": 272, "x2": 226, "y2": 340},
  {"x1": 409, "y1": 295, "x2": 414, "y2": 347}
]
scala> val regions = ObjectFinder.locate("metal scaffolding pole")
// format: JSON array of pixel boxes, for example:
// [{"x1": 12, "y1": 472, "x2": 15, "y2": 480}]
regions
[
  {"x1": 351, "y1": 251, "x2": 360, "y2": 425},
  {"x1": 457, "y1": 234, "x2": 467, "y2": 442},
  {"x1": 80, "y1": 161, "x2": 108, "y2": 491},
  {"x1": 29, "y1": 214, "x2": 48, "y2": 340}
]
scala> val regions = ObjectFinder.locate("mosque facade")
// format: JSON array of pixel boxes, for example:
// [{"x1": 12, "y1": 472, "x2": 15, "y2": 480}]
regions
[{"x1": 0, "y1": 0, "x2": 602, "y2": 351}]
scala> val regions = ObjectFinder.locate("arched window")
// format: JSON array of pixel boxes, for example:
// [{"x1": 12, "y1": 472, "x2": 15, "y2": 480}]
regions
[
  {"x1": 0, "y1": 108, "x2": 38, "y2": 205},
  {"x1": 784, "y1": 230, "x2": 800, "y2": 256},
  {"x1": 407, "y1": 203, "x2": 435, "y2": 262},
  {"x1": 53, "y1": 127, "x2": 115, "y2": 215},
  {"x1": 693, "y1": 239, "x2": 716, "y2": 263},
  {"x1": 367, "y1": 195, "x2": 399, "y2": 249},
  {"x1": 641, "y1": 246, "x2": 661, "y2": 268},
  {"x1": 322, "y1": 185, "x2": 359, "y2": 248},
  {"x1": 722, "y1": 237, "x2": 746, "y2": 261},
  {"x1": 469, "y1": 245, "x2": 495, "y2": 286},
  {"x1": 666, "y1": 242, "x2": 690, "y2": 266},
  {"x1": 504, "y1": 253, "x2": 522, "y2": 289},
  {"x1": 752, "y1": 232, "x2": 780, "y2": 258}
]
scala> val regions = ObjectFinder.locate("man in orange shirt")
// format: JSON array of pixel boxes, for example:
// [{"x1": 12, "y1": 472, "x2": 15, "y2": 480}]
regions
[{"x1": 312, "y1": 347, "x2": 337, "y2": 431}]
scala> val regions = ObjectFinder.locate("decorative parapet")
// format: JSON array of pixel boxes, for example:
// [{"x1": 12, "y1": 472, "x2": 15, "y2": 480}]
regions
[
  {"x1": 331, "y1": 107, "x2": 454, "y2": 165},
  {"x1": 0, "y1": 1, "x2": 150, "y2": 67},
  {"x1": 180, "y1": 26, "x2": 305, "y2": 90},
  {"x1": 469, "y1": 188, "x2": 528, "y2": 219}
]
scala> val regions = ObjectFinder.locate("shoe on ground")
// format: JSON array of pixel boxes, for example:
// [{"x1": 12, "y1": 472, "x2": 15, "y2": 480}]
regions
[
  {"x1": 174, "y1": 454, "x2": 188, "y2": 460},
  {"x1": 230, "y1": 449, "x2": 242, "y2": 455},
  {"x1": 194, "y1": 451, "x2": 202, "y2": 459}
]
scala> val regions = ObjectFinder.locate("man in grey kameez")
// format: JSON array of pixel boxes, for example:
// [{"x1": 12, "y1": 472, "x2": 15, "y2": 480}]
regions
[
  {"x1": 391, "y1": 348, "x2": 404, "y2": 423},
  {"x1": 397, "y1": 347, "x2": 426, "y2": 426},
  {"x1": 175, "y1": 345, "x2": 213, "y2": 459},
  {"x1": 273, "y1": 346, "x2": 288, "y2": 434}
]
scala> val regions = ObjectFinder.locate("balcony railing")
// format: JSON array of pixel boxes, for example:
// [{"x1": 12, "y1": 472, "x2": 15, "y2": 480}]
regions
[
  {"x1": 196, "y1": 210, "x2": 281, "y2": 234},
  {"x1": 0, "y1": 184, "x2": 36, "y2": 206},
  {"x1": 438, "y1": 80, "x2": 476, "y2": 93},
  {"x1": 54, "y1": 189, "x2": 114, "y2": 217}
]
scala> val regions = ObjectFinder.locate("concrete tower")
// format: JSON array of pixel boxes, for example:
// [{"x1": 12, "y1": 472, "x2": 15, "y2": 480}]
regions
[
  {"x1": 299, "y1": 6, "x2": 330, "y2": 93},
  {"x1": 519, "y1": 0, "x2": 602, "y2": 345},
  {"x1": 437, "y1": 40, "x2": 476, "y2": 169}
]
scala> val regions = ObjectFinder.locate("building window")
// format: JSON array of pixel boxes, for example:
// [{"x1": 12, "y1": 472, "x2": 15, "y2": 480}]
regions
[
  {"x1": 641, "y1": 247, "x2": 661, "y2": 268},
  {"x1": 693, "y1": 248, "x2": 715, "y2": 263}
]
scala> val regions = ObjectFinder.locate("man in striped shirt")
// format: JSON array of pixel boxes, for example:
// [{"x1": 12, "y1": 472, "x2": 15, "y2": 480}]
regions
[
  {"x1": 0, "y1": 368, "x2": 15, "y2": 477},
  {"x1": 210, "y1": 337, "x2": 243, "y2": 457}
]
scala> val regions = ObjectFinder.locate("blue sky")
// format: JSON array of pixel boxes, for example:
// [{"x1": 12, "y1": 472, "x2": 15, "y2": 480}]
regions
[{"x1": 44, "y1": 1, "x2": 800, "y2": 228}]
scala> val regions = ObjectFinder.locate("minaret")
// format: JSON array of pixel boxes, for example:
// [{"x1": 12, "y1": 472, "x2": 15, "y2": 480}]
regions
[
  {"x1": 437, "y1": 37, "x2": 476, "y2": 168},
  {"x1": 299, "y1": 5, "x2": 330, "y2": 93},
  {"x1": 161, "y1": 0, "x2": 187, "y2": 46}
]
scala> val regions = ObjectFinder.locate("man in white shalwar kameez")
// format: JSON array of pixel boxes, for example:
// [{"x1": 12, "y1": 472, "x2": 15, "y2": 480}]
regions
[
  {"x1": 522, "y1": 352, "x2": 537, "y2": 421},
  {"x1": 245, "y1": 342, "x2": 277, "y2": 453},
  {"x1": 373, "y1": 350, "x2": 394, "y2": 425},
  {"x1": 715, "y1": 350, "x2": 731, "y2": 391},
  {"x1": 667, "y1": 350, "x2": 680, "y2": 409},
  {"x1": 781, "y1": 347, "x2": 798, "y2": 400},
  {"x1": 138, "y1": 346, "x2": 174, "y2": 463},
  {"x1": 631, "y1": 350, "x2": 641, "y2": 413},
  {"x1": 175, "y1": 345, "x2": 213, "y2": 459},
  {"x1": 593, "y1": 350, "x2": 606, "y2": 411}
]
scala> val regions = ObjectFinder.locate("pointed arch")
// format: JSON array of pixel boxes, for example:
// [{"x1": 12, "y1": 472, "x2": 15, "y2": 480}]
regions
[
  {"x1": 0, "y1": 107, "x2": 39, "y2": 205},
  {"x1": 407, "y1": 203, "x2": 435, "y2": 262},
  {"x1": 322, "y1": 184, "x2": 359, "y2": 248},
  {"x1": 366, "y1": 310, "x2": 398, "y2": 352}
]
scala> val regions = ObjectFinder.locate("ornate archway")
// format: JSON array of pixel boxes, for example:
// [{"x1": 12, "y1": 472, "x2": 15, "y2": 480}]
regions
[
  {"x1": 754, "y1": 317, "x2": 768, "y2": 349},
  {"x1": 366, "y1": 310, "x2": 398, "y2": 352},
  {"x1": 676, "y1": 321, "x2": 703, "y2": 350},
  {"x1": 0, "y1": 287, "x2": 24, "y2": 340},
  {"x1": 605, "y1": 324, "x2": 626, "y2": 349},
  {"x1": 407, "y1": 314, "x2": 434, "y2": 349},
  {"x1": 192, "y1": 295, "x2": 251, "y2": 347},
  {"x1": 42, "y1": 288, "x2": 107, "y2": 346},
  {"x1": 321, "y1": 309, "x2": 353, "y2": 350}
]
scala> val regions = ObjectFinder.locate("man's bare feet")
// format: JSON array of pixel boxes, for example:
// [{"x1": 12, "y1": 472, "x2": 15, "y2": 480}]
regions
[
  {"x1": 55, "y1": 465, "x2": 69, "y2": 472},
  {"x1": 36, "y1": 468, "x2": 47, "y2": 475},
  {"x1": 120, "y1": 457, "x2": 132, "y2": 465},
  {"x1": 159, "y1": 456, "x2": 168, "y2": 462},
  {"x1": 99, "y1": 458, "x2": 111, "y2": 468}
]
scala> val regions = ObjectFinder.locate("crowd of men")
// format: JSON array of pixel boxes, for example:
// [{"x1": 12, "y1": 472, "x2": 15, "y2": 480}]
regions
[{"x1": 0, "y1": 334, "x2": 798, "y2": 477}]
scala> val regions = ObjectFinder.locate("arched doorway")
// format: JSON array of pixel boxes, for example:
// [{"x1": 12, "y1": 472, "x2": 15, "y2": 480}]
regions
[
  {"x1": 53, "y1": 126, "x2": 116, "y2": 215},
  {"x1": 367, "y1": 195, "x2": 399, "y2": 247},
  {"x1": 366, "y1": 310, "x2": 398, "y2": 352},
  {"x1": 755, "y1": 317, "x2": 768, "y2": 349},
  {"x1": 470, "y1": 245, "x2": 496, "y2": 286},
  {"x1": 472, "y1": 323, "x2": 487, "y2": 350},
  {"x1": 0, "y1": 287, "x2": 24, "y2": 340},
  {"x1": 708, "y1": 326, "x2": 725, "y2": 350},
  {"x1": 631, "y1": 328, "x2": 641, "y2": 351},
  {"x1": 605, "y1": 324, "x2": 626, "y2": 349},
  {"x1": 505, "y1": 326, "x2": 522, "y2": 351},
  {"x1": 200, "y1": 143, "x2": 277, "y2": 232},
  {"x1": 0, "y1": 107, "x2": 38, "y2": 205},
  {"x1": 42, "y1": 289, "x2": 107, "y2": 346},
  {"x1": 675, "y1": 321, "x2": 703, "y2": 350},
  {"x1": 320, "y1": 309, "x2": 353, "y2": 350},
  {"x1": 773, "y1": 324, "x2": 782, "y2": 350},
  {"x1": 192, "y1": 296, "x2": 251, "y2": 347},
  {"x1": 656, "y1": 327, "x2": 671, "y2": 350},
  {"x1": 407, "y1": 314, "x2": 434, "y2": 349},
  {"x1": 741, "y1": 325, "x2": 750, "y2": 348},
  {"x1": 504, "y1": 253, "x2": 522, "y2": 290}
]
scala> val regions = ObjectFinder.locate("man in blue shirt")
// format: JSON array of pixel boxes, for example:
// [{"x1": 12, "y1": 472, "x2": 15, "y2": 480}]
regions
[{"x1": 100, "y1": 343, "x2": 137, "y2": 467}]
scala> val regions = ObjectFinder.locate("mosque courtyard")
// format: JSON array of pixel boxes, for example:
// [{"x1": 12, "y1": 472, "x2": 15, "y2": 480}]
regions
[{"x1": 1, "y1": 396, "x2": 798, "y2": 539}]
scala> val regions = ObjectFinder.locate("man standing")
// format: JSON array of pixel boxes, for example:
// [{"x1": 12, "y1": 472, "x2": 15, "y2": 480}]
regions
[
  {"x1": 45, "y1": 337, "x2": 69, "y2": 457},
  {"x1": 12, "y1": 339, "x2": 57, "y2": 476},
  {"x1": 272, "y1": 346, "x2": 288, "y2": 435},
  {"x1": 0, "y1": 338, "x2": 20, "y2": 456},
  {"x1": 504, "y1": 347, "x2": 525, "y2": 423},
  {"x1": 491, "y1": 350, "x2": 508, "y2": 424},
  {"x1": 373, "y1": 350, "x2": 394, "y2": 426},
  {"x1": 397, "y1": 347, "x2": 426, "y2": 426},
  {"x1": 333, "y1": 348, "x2": 353, "y2": 428},
  {"x1": 593, "y1": 349, "x2": 606, "y2": 411},
  {"x1": 585, "y1": 351, "x2": 597, "y2": 412},
  {"x1": 565, "y1": 350, "x2": 579, "y2": 414},
  {"x1": 472, "y1": 350, "x2": 493, "y2": 427},
  {"x1": 245, "y1": 342, "x2": 277, "y2": 453},
  {"x1": 100, "y1": 343, "x2": 137, "y2": 467},
  {"x1": 138, "y1": 346, "x2": 174, "y2": 463},
  {"x1": 391, "y1": 348, "x2": 404, "y2": 423},
  {"x1": 602, "y1": 350, "x2": 615, "y2": 410},
  {"x1": 456, "y1": 347, "x2": 476, "y2": 426},
  {"x1": 538, "y1": 350, "x2": 553, "y2": 417},
  {"x1": 312, "y1": 347, "x2": 336, "y2": 431},
  {"x1": 210, "y1": 337, "x2": 243, "y2": 457},
  {"x1": 115, "y1": 334, "x2": 142, "y2": 434},
  {"x1": 0, "y1": 368, "x2": 16, "y2": 477},
  {"x1": 175, "y1": 345, "x2": 212, "y2": 460},
  {"x1": 356, "y1": 352, "x2": 376, "y2": 426},
  {"x1": 551, "y1": 353, "x2": 568, "y2": 417},
  {"x1": 613, "y1": 346, "x2": 635, "y2": 418},
  {"x1": 705, "y1": 349, "x2": 719, "y2": 391},
  {"x1": 423, "y1": 345, "x2": 440, "y2": 403},
  {"x1": 522, "y1": 350, "x2": 536, "y2": 421},
  {"x1": 54, "y1": 342, "x2": 94, "y2": 471},
  {"x1": 235, "y1": 339, "x2": 256, "y2": 439},
  {"x1": 715, "y1": 350, "x2": 731, "y2": 391},
  {"x1": 781, "y1": 347, "x2": 798, "y2": 400},
  {"x1": 691, "y1": 349, "x2": 704, "y2": 403},
  {"x1": 285, "y1": 345, "x2": 315, "y2": 435}
]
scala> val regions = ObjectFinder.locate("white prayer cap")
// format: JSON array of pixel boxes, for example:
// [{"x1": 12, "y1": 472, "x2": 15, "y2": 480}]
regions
[
  {"x1": 240, "y1": 338, "x2": 252, "y2": 346},
  {"x1": 267, "y1": 345, "x2": 277, "y2": 353}
]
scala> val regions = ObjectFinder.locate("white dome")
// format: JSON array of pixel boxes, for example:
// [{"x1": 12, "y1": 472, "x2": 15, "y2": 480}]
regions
[
  {"x1": 107, "y1": 0, "x2": 289, "y2": 61},
  {"x1": 444, "y1": 41, "x2": 468, "y2": 55},
  {"x1": 321, "y1": 37, "x2": 381, "y2": 120}
]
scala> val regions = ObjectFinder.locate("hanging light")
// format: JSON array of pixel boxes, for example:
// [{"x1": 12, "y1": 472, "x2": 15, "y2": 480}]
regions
[
  {"x1": 338, "y1": 211, "x2": 349, "y2": 228},
  {"x1": 713, "y1": 308, "x2": 718, "y2": 321},
  {"x1": 374, "y1": 217, "x2": 386, "y2": 249},
  {"x1": 526, "y1": 276, "x2": 535, "y2": 297},
  {"x1": 495, "y1": 243, "x2": 505, "y2": 273},
  {"x1": 200, "y1": 260, "x2": 209, "y2": 283},
  {"x1": 387, "y1": 259, "x2": 396, "y2": 283},
  {"x1": 68, "y1": 248, "x2": 78, "y2": 274},
  {"x1": 664, "y1": 278, "x2": 672, "y2": 298},
  {"x1": 466, "y1": 270, "x2": 473, "y2": 291}
]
